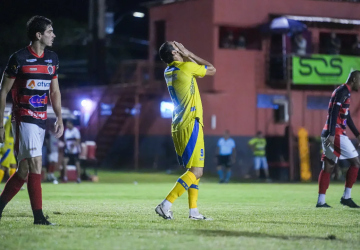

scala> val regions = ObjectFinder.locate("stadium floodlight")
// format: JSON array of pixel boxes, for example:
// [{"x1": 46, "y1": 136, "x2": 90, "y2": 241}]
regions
[
  {"x1": 160, "y1": 101, "x2": 174, "y2": 118},
  {"x1": 133, "y1": 12, "x2": 145, "y2": 18},
  {"x1": 81, "y1": 99, "x2": 93, "y2": 110}
]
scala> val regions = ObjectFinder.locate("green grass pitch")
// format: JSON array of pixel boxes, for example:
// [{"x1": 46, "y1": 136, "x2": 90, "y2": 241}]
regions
[{"x1": 0, "y1": 171, "x2": 359, "y2": 250}]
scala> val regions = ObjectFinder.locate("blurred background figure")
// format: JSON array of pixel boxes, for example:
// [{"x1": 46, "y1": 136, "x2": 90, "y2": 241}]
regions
[
  {"x1": 236, "y1": 35, "x2": 246, "y2": 49},
  {"x1": 327, "y1": 32, "x2": 341, "y2": 55},
  {"x1": 0, "y1": 114, "x2": 17, "y2": 184},
  {"x1": 216, "y1": 130, "x2": 236, "y2": 183},
  {"x1": 63, "y1": 120, "x2": 81, "y2": 183},
  {"x1": 292, "y1": 33, "x2": 307, "y2": 55},
  {"x1": 47, "y1": 131, "x2": 59, "y2": 184},
  {"x1": 248, "y1": 131, "x2": 271, "y2": 182},
  {"x1": 352, "y1": 35, "x2": 360, "y2": 56},
  {"x1": 221, "y1": 31, "x2": 235, "y2": 49}
]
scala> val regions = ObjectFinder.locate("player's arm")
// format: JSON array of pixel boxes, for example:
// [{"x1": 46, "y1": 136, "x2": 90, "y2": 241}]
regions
[
  {"x1": 50, "y1": 78, "x2": 64, "y2": 138},
  {"x1": 325, "y1": 90, "x2": 346, "y2": 147},
  {"x1": 0, "y1": 75, "x2": 15, "y2": 143},
  {"x1": 347, "y1": 111, "x2": 360, "y2": 138},
  {"x1": 174, "y1": 42, "x2": 216, "y2": 76}
]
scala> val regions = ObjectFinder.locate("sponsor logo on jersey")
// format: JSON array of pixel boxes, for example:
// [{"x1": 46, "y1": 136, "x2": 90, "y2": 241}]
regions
[
  {"x1": 29, "y1": 94, "x2": 47, "y2": 108},
  {"x1": 26, "y1": 59, "x2": 37, "y2": 62},
  {"x1": 29, "y1": 68, "x2": 37, "y2": 71},
  {"x1": 26, "y1": 79, "x2": 51, "y2": 90},
  {"x1": 28, "y1": 80, "x2": 36, "y2": 89},
  {"x1": 44, "y1": 59, "x2": 52, "y2": 63}
]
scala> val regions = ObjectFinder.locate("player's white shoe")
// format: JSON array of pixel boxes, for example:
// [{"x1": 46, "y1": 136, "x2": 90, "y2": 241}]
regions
[
  {"x1": 155, "y1": 204, "x2": 174, "y2": 220},
  {"x1": 189, "y1": 214, "x2": 213, "y2": 220}
]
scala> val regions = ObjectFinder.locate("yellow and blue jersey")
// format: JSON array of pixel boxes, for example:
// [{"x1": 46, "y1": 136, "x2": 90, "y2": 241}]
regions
[{"x1": 164, "y1": 61, "x2": 207, "y2": 132}]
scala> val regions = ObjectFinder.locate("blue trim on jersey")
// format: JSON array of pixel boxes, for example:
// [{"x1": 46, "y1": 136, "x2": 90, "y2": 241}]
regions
[
  {"x1": 165, "y1": 66, "x2": 180, "y2": 73},
  {"x1": 190, "y1": 184, "x2": 199, "y2": 190},
  {"x1": 177, "y1": 178, "x2": 189, "y2": 190},
  {"x1": 205, "y1": 65, "x2": 208, "y2": 69},
  {"x1": 181, "y1": 120, "x2": 199, "y2": 166}
]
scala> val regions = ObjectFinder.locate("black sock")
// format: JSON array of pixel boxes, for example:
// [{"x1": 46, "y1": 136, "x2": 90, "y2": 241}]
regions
[
  {"x1": 0, "y1": 197, "x2": 7, "y2": 216},
  {"x1": 33, "y1": 209, "x2": 45, "y2": 221}
]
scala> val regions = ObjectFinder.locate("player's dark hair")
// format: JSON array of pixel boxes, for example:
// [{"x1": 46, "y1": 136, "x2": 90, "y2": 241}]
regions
[
  {"x1": 159, "y1": 42, "x2": 175, "y2": 64},
  {"x1": 347, "y1": 70, "x2": 360, "y2": 83},
  {"x1": 27, "y1": 16, "x2": 53, "y2": 42}
]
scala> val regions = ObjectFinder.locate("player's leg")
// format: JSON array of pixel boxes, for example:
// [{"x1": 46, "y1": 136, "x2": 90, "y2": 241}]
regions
[
  {"x1": 0, "y1": 160, "x2": 28, "y2": 219},
  {"x1": 9, "y1": 164, "x2": 16, "y2": 177},
  {"x1": 26, "y1": 156, "x2": 53, "y2": 225},
  {"x1": 75, "y1": 155, "x2": 81, "y2": 183},
  {"x1": 340, "y1": 156, "x2": 360, "y2": 208},
  {"x1": 224, "y1": 157, "x2": 232, "y2": 183},
  {"x1": 262, "y1": 157, "x2": 271, "y2": 182},
  {"x1": 254, "y1": 157, "x2": 261, "y2": 179},
  {"x1": 316, "y1": 158, "x2": 335, "y2": 207},
  {"x1": 62, "y1": 156, "x2": 69, "y2": 182},
  {"x1": 216, "y1": 158, "x2": 224, "y2": 183},
  {"x1": 155, "y1": 120, "x2": 200, "y2": 219},
  {"x1": 0, "y1": 166, "x2": 6, "y2": 184}
]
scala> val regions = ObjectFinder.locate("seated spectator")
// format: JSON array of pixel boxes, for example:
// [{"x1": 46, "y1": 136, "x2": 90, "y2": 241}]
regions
[
  {"x1": 221, "y1": 32, "x2": 235, "y2": 49},
  {"x1": 292, "y1": 33, "x2": 307, "y2": 55},
  {"x1": 236, "y1": 35, "x2": 246, "y2": 49},
  {"x1": 327, "y1": 32, "x2": 341, "y2": 55},
  {"x1": 352, "y1": 35, "x2": 360, "y2": 56}
]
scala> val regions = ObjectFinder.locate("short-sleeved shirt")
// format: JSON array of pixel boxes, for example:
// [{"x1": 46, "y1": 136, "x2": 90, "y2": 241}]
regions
[
  {"x1": 217, "y1": 138, "x2": 236, "y2": 156},
  {"x1": 164, "y1": 61, "x2": 207, "y2": 131},
  {"x1": 4, "y1": 46, "x2": 59, "y2": 129},
  {"x1": 248, "y1": 137, "x2": 266, "y2": 156},
  {"x1": 64, "y1": 127, "x2": 81, "y2": 154}
]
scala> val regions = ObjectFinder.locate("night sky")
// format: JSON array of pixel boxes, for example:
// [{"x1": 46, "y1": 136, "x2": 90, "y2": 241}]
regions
[{"x1": 0, "y1": 0, "x2": 154, "y2": 40}]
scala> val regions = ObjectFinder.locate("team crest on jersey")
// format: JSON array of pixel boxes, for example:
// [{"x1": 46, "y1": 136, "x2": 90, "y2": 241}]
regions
[
  {"x1": 29, "y1": 94, "x2": 47, "y2": 108},
  {"x1": 47, "y1": 66, "x2": 54, "y2": 75},
  {"x1": 28, "y1": 80, "x2": 36, "y2": 89}
]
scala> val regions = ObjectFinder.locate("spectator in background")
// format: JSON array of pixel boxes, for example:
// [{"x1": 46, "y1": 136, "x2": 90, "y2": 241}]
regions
[
  {"x1": 248, "y1": 131, "x2": 271, "y2": 182},
  {"x1": 221, "y1": 32, "x2": 235, "y2": 49},
  {"x1": 63, "y1": 120, "x2": 81, "y2": 183},
  {"x1": 47, "y1": 131, "x2": 59, "y2": 184},
  {"x1": 352, "y1": 35, "x2": 360, "y2": 56},
  {"x1": 327, "y1": 32, "x2": 341, "y2": 55},
  {"x1": 236, "y1": 35, "x2": 246, "y2": 49},
  {"x1": 292, "y1": 33, "x2": 307, "y2": 55},
  {"x1": 216, "y1": 130, "x2": 236, "y2": 183}
]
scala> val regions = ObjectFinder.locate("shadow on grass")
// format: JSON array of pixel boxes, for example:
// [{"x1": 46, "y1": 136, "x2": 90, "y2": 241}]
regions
[
  {"x1": 195, "y1": 229, "x2": 340, "y2": 241},
  {"x1": 252, "y1": 220, "x2": 358, "y2": 229}
]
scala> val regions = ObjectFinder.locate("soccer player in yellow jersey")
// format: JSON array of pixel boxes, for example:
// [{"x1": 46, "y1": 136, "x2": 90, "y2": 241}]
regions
[
  {"x1": 155, "y1": 41, "x2": 216, "y2": 220},
  {"x1": 0, "y1": 115, "x2": 17, "y2": 184}
]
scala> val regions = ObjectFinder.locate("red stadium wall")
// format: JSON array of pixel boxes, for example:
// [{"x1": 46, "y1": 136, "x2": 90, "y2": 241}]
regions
[{"x1": 148, "y1": 0, "x2": 360, "y2": 139}]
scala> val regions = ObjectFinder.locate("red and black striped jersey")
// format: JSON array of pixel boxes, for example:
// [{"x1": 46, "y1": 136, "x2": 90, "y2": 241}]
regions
[
  {"x1": 4, "y1": 46, "x2": 59, "y2": 129},
  {"x1": 322, "y1": 84, "x2": 359, "y2": 138}
]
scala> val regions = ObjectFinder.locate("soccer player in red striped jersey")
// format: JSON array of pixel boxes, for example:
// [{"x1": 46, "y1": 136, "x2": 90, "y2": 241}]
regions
[
  {"x1": 0, "y1": 16, "x2": 64, "y2": 225},
  {"x1": 317, "y1": 70, "x2": 360, "y2": 208}
]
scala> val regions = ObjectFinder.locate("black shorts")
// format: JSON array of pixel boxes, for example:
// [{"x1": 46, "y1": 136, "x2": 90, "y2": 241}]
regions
[
  {"x1": 218, "y1": 155, "x2": 231, "y2": 168},
  {"x1": 64, "y1": 153, "x2": 80, "y2": 165}
]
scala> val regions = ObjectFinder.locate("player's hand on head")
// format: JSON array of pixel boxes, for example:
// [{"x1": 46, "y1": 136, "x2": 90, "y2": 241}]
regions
[
  {"x1": 174, "y1": 41, "x2": 191, "y2": 57},
  {"x1": 54, "y1": 121, "x2": 64, "y2": 138}
]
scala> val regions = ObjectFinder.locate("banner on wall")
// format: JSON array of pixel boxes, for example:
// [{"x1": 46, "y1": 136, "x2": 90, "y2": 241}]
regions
[{"x1": 292, "y1": 55, "x2": 360, "y2": 85}]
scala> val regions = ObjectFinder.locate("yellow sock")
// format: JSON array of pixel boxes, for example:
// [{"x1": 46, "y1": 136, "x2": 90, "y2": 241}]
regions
[
  {"x1": 188, "y1": 178, "x2": 200, "y2": 209},
  {"x1": 0, "y1": 169, "x2": 5, "y2": 183},
  {"x1": 166, "y1": 171, "x2": 196, "y2": 203},
  {"x1": 9, "y1": 168, "x2": 16, "y2": 177}
]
